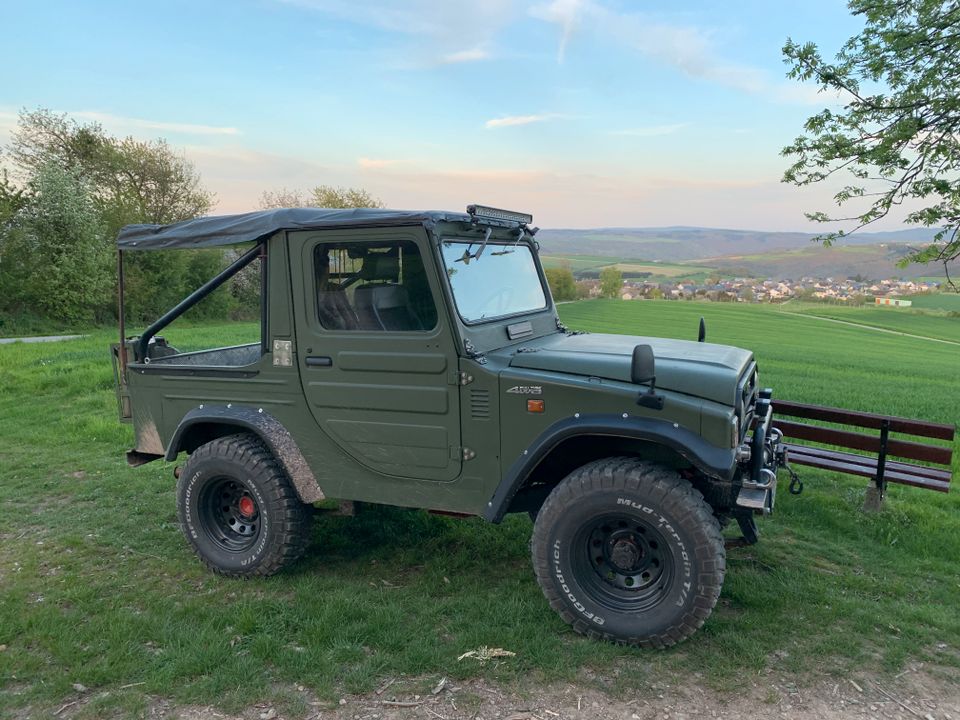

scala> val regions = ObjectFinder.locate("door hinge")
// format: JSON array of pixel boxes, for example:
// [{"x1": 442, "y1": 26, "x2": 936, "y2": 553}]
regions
[
  {"x1": 452, "y1": 446, "x2": 477, "y2": 461},
  {"x1": 449, "y1": 370, "x2": 474, "y2": 386}
]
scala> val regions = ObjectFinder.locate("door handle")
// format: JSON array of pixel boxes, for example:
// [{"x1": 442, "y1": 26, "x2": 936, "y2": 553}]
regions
[{"x1": 305, "y1": 356, "x2": 333, "y2": 367}]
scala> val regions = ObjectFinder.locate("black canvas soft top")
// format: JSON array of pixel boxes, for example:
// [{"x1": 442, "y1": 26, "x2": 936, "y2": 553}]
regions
[{"x1": 116, "y1": 207, "x2": 473, "y2": 251}]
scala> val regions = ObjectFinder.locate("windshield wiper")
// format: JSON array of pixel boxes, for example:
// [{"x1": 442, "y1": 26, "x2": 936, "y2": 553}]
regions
[
  {"x1": 454, "y1": 227, "x2": 493, "y2": 264},
  {"x1": 491, "y1": 226, "x2": 527, "y2": 255}
]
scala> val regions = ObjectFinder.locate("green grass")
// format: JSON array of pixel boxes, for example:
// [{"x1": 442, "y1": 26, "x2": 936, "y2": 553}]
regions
[
  {"x1": 1, "y1": 305, "x2": 959, "y2": 717},
  {"x1": 905, "y1": 292, "x2": 960, "y2": 312},
  {"x1": 540, "y1": 254, "x2": 620, "y2": 273},
  {"x1": 0, "y1": 310, "x2": 94, "y2": 338},
  {"x1": 540, "y1": 254, "x2": 718, "y2": 280},
  {"x1": 780, "y1": 301, "x2": 960, "y2": 343}
]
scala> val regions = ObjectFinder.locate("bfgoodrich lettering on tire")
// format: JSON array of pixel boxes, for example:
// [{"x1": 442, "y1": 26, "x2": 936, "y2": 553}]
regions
[
  {"x1": 531, "y1": 457, "x2": 725, "y2": 647},
  {"x1": 176, "y1": 433, "x2": 312, "y2": 577}
]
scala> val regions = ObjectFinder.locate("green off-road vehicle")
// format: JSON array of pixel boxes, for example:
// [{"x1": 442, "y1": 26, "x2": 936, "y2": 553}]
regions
[{"x1": 110, "y1": 204, "x2": 791, "y2": 647}]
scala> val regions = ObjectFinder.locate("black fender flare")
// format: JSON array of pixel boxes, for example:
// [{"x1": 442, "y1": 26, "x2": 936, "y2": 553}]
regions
[
  {"x1": 166, "y1": 405, "x2": 324, "y2": 504},
  {"x1": 483, "y1": 413, "x2": 736, "y2": 522}
]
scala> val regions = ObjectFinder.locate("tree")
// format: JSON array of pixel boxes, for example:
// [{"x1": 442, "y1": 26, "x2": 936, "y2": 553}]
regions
[
  {"x1": 8, "y1": 108, "x2": 108, "y2": 181},
  {"x1": 599, "y1": 266, "x2": 623, "y2": 298},
  {"x1": 782, "y1": 0, "x2": 960, "y2": 287},
  {"x1": 9, "y1": 109, "x2": 214, "y2": 234},
  {"x1": 545, "y1": 266, "x2": 577, "y2": 301},
  {"x1": 0, "y1": 163, "x2": 111, "y2": 324},
  {"x1": 3, "y1": 108, "x2": 219, "y2": 324},
  {"x1": 97, "y1": 137, "x2": 217, "y2": 322},
  {"x1": 260, "y1": 185, "x2": 384, "y2": 210},
  {"x1": 311, "y1": 185, "x2": 384, "y2": 209},
  {"x1": 259, "y1": 187, "x2": 308, "y2": 209},
  {"x1": 98, "y1": 137, "x2": 215, "y2": 237},
  {"x1": 0, "y1": 167, "x2": 26, "y2": 228}
]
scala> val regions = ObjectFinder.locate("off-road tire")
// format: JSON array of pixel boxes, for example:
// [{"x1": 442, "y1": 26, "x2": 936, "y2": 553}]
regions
[
  {"x1": 176, "y1": 433, "x2": 312, "y2": 577},
  {"x1": 531, "y1": 457, "x2": 725, "y2": 647}
]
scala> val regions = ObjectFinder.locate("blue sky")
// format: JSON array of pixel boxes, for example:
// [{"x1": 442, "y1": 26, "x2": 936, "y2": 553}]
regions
[{"x1": 1, "y1": 0, "x2": 869, "y2": 229}]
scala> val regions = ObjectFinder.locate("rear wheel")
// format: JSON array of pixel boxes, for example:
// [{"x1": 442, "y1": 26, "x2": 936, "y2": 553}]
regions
[
  {"x1": 177, "y1": 433, "x2": 312, "y2": 577},
  {"x1": 530, "y1": 457, "x2": 725, "y2": 647}
]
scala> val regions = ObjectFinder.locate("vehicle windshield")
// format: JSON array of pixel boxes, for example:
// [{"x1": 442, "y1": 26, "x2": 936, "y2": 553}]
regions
[{"x1": 441, "y1": 240, "x2": 547, "y2": 322}]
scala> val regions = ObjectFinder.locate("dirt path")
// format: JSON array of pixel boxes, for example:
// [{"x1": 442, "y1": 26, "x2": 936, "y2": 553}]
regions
[
  {"x1": 0, "y1": 334, "x2": 86, "y2": 345},
  {"x1": 779, "y1": 310, "x2": 960, "y2": 346},
  {"x1": 93, "y1": 665, "x2": 960, "y2": 720}
]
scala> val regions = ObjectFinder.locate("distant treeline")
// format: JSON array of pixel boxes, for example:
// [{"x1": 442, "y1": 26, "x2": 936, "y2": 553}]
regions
[
  {"x1": 0, "y1": 109, "x2": 242, "y2": 332},
  {"x1": 0, "y1": 109, "x2": 382, "y2": 334}
]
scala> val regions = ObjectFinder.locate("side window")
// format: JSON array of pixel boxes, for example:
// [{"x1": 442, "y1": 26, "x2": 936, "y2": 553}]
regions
[{"x1": 314, "y1": 239, "x2": 438, "y2": 332}]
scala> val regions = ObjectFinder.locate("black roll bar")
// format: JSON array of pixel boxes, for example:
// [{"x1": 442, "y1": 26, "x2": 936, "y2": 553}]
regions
[{"x1": 135, "y1": 243, "x2": 264, "y2": 362}]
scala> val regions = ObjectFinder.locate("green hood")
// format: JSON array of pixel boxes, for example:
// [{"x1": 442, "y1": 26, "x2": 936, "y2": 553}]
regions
[{"x1": 509, "y1": 333, "x2": 754, "y2": 406}]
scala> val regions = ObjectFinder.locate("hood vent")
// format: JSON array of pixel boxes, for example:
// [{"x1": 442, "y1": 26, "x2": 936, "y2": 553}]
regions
[{"x1": 470, "y1": 389, "x2": 491, "y2": 419}]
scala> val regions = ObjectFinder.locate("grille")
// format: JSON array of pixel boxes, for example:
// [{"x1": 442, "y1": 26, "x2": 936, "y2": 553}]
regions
[
  {"x1": 470, "y1": 389, "x2": 491, "y2": 419},
  {"x1": 738, "y1": 364, "x2": 758, "y2": 440}
]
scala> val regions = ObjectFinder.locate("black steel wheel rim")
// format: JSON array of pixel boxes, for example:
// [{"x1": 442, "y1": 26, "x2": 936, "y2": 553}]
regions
[
  {"x1": 573, "y1": 514, "x2": 674, "y2": 612},
  {"x1": 198, "y1": 476, "x2": 261, "y2": 552}
]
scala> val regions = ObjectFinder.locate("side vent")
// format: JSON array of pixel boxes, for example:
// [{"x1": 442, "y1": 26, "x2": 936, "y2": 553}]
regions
[{"x1": 470, "y1": 389, "x2": 491, "y2": 419}]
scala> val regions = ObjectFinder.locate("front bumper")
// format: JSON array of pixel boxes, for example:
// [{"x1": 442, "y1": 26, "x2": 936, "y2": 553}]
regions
[{"x1": 735, "y1": 392, "x2": 787, "y2": 514}]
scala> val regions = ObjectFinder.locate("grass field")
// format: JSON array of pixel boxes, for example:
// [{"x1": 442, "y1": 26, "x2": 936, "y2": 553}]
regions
[
  {"x1": 1, "y1": 302, "x2": 958, "y2": 718},
  {"x1": 905, "y1": 292, "x2": 960, "y2": 312},
  {"x1": 540, "y1": 254, "x2": 716, "y2": 280},
  {"x1": 703, "y1": 243, "x2": 945, "y2": 281},
  {"x1": 780, "y1": 301, "x2": 960, "y2": 344}
]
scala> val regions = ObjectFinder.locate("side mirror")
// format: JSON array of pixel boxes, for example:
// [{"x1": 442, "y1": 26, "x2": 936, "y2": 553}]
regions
[
  {"x1": 632, "y1": 344, "x2": 664, "y2": 411},
  {"x1": 631, "y1": 344, "x2": 656, "y2": 385}
]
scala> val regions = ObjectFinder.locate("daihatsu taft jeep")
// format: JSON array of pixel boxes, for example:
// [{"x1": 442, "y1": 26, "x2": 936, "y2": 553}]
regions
[{"x1": 112, "y1": 205, "x2": 786, "y2": 647}]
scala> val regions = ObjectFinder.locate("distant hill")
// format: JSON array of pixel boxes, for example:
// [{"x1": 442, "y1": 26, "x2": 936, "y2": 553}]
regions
[
  {"x1": 536, "y1": 226, "x2": 954, "y2": 280},
  {"x1": 536, "y1": 226, "x2": 941, "y2": 263},
  {"x1": 703, "y1": 244, "x2": 951, "y2": 281}
]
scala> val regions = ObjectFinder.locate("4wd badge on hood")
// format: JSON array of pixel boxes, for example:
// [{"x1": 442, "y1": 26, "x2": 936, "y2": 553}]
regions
[{"x1": 506, "y1": 385, "x2": 542, "y2": 395}]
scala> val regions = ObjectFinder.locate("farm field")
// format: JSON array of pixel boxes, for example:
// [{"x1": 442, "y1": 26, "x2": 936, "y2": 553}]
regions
[
  {"x1": 905, "y1": 292, "x2": 960, "y2": 312},
  {"x1": 780, "y1": 301, "x2": 960, "y2": 344},
  {"x1": 1, "y1": 302, "x2": 958, "y2": 718},
  {"x1": 703, "y1": 243, "x2": 945, "y2": 281},
  {"x1": 539, "y1": 253, "x2": 622, "y2": 274},
  {"x1": 540, "y1": 253, "x2": 716, "y2": 280}
]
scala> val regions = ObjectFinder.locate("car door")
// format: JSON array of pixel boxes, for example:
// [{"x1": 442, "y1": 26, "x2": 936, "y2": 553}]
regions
[{"x1": 289, "y1": 226, "x2": 463, "y2": 482}]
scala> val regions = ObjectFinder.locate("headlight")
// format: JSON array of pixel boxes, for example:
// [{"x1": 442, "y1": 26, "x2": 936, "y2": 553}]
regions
[{"x1": 731, "y1": 415, "x2": 740, "y2": 448}]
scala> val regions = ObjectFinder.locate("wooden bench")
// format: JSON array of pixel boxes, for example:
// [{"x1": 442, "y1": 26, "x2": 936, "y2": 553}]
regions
[{"x1": 770, "y1": 400, "x2": 955, "y2": 498}]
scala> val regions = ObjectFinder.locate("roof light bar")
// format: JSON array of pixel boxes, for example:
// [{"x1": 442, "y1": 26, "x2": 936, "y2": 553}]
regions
[{"x1": 466, "y1": 204, "x2": 533, "y2": 225}]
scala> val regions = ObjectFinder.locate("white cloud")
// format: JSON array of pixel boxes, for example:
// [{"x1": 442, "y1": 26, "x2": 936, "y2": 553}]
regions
[
  {"x1": 610, "y1": 122, "x2": 691, "y2": 137},
  {"x1": 278, "y1": 0, "x2": 512, "y2": 65},
  {"x1": 71, "y1": 111, "x2": 240, "y2": 136},
  {"x1": 0, "y1": 109, "x2": 240, "y2": 169},
  {"x1": 529, "y1": 0, "x2": 584, "y2": 63},
  {"x1": 439, "y1": 46, "x2": 491, "y2": 64},
  {"x1": 357, "y1": 157, "x2": 397, "y2": 169},
  {"x1": 485, "y1": 113, "x2": 556, "y2": 128},
  {"x1": 528, "y1": 1, "x2": 839, "y2": 105}
]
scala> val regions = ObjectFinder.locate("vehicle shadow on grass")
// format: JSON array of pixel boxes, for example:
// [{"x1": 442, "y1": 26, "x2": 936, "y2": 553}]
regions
[{"x1": 298, "y1": 502, "x2": 532, "y2": 571}]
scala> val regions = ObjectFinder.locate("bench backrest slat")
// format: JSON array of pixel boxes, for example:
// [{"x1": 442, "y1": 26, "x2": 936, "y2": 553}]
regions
[
  {"x1": 773, "y1": 400, "x2": 955, "y2": 441},
  {"x1": 775, "y1": 419, "x2": 953, "y2": 466},
  {"x1": 784, "y1": 446, "x2": 951, "y2": 492}
]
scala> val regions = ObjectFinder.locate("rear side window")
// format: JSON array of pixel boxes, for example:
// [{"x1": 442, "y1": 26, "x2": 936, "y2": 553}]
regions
[{"x1": 313, "y1": 240, "x2": 438, "y2": 332}]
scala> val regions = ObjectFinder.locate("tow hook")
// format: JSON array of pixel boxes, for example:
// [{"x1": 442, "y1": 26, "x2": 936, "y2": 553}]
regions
[
  {"x1": 787, "y1": 463, "x2": 803, "y2": 495},
  {"x1": 775, "y1": 444, "x2": 803, "y2": 495}
]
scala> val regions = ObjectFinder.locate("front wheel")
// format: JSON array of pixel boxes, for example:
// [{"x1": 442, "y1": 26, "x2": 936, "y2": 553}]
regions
[
  {"x1": 531, "y1": 458, "x2": 725, "y2": 647},
  {"x1": 176, "y1": 433, "x2": 313, "y2": 577}
]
